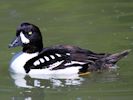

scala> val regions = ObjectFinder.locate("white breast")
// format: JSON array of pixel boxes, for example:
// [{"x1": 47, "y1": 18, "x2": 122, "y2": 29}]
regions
[{"x1": 9, "y1": 52, "x2": 39, "y2": 74}]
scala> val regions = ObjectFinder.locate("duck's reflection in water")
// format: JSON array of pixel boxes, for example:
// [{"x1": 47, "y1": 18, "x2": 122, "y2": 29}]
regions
[
  {"x1": 10, "y1": 71, "x2": 120, "y2": 100},
  {"x1": 10, "y1": 72, "x2": 85, "y2": 88}
]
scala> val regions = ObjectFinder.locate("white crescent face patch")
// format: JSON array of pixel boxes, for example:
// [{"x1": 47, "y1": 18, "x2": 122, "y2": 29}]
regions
[{"x1": 20, "y1": 32, "x2": 30, "y2": 44}]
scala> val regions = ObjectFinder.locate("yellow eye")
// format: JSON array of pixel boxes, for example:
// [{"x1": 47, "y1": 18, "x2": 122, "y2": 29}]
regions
[{"x1": 28, "y1": 31, "x2": 32, "y2": 35}]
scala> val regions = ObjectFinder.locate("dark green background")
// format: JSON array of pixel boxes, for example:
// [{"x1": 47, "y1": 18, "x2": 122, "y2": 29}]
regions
[{"x1": 0, "y1": 0, "x2": 133, "y2": 99}]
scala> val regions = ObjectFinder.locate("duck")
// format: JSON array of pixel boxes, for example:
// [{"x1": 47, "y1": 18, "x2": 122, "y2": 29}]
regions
[{"x1": 9, "y1": 22, "x2": 130, "y2": 75}]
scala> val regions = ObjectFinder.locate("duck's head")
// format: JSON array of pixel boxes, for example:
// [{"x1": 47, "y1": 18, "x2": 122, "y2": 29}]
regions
[{"x1": 9, "y1": 22, "x2": 43, "y2": 53}]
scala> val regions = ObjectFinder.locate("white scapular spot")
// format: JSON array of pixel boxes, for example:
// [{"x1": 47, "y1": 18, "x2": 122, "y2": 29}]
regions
[
  {"x1": 44, "y1": 56, "x2": 50, "y2": 61},
  {"x1": 20, "y1": 32, "x2": 30, "y2": 44},
  {"x1": 33, "y1": 60, "x2": 40, "y2": 66},
  {"x1": 39, "y1": 58, "x2": 45, "y2": 63},
  {"x1": 50, "y1": 55, "x2": 55, "y2": 59},
  {"x1": 66, "y1": 53, "x2": 70, "y2": 56},
  {"x1": 55, "y1": 53, "x2": 62, "y2": 57}
]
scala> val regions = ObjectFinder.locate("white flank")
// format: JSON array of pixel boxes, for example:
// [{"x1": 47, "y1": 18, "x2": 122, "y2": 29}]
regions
[
  {"x1": 29, "y1": 66, "x2": 82, "y2": 75},
  {"x1": 28, "y1": 61, "x2": 83, "y2": 75},
  {"x1": 20, "y1": 32, "x2": 30, "y2": 44},
  {"x1": 44, "y1": 56, "x2": 50, "y2": 61}
]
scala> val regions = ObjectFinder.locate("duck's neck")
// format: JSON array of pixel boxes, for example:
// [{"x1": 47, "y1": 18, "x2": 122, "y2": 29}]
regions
[{"x1": 23, "y1": 42, "x2": 43, "y2": 53}]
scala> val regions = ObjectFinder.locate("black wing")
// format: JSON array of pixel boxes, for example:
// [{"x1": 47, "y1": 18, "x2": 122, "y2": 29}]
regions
[{"x1": 24, "y1": 48, "x2": 71, "y2": 73}]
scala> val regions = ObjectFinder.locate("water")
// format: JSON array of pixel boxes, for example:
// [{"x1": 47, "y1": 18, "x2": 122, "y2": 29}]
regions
[{"x1": 0, "y1": 0, "x2": 133, "y2": 100}]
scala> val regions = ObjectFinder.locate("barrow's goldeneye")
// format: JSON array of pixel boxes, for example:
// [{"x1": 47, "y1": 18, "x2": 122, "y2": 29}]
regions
[{"x1": 9, "y1": 22, "x2": 130, "y2": 75}]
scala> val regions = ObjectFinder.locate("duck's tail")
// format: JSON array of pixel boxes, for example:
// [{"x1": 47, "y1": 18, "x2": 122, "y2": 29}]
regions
[{"x1": 104, "y1": 49, "x2": 131, "y2": 65}]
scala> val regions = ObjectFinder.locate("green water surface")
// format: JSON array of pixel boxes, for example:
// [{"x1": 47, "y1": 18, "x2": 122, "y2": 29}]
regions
[{"x1": 0, "y1": 0, "x2": 133, "y2": 100}]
